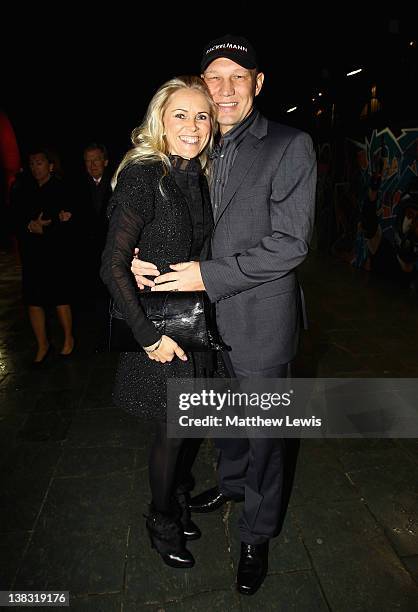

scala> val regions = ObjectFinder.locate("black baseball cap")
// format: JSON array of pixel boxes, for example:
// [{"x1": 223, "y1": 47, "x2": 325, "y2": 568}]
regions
[{"x1": 200, "y1": 34, "x2": 258, "y2": 73}]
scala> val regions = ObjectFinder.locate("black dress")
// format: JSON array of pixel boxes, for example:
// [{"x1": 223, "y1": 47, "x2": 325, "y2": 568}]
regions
[
  {"x1": 12, "y1": 174, "x2": 74, "y2": 306},
  {"x1": 101, "y1": 157, "x2": 214, "y2": 420}
]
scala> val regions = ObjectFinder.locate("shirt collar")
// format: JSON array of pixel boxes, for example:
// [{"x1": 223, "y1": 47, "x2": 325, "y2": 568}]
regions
[{"x1": 222, "y1": 108, "x2": 258, "y2": 143}]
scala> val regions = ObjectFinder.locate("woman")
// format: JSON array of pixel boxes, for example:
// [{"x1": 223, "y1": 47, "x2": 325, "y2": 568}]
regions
[
  {"x1": 12, "y1": 148, "x2": 75, "y2": 364},
  {"x1": 101, "y1": 76, "x2": 218, "y2": 568}
]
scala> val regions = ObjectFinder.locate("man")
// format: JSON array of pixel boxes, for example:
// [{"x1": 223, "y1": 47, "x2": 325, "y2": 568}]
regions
[
  {"x1": 132, "y1": 35, "x2": 316, "y2": 595},
  {"x1": 82, "y1": 143, "x2": 112, "y2": 253},
  {"x1": 80, "y1": 142, "x2": 112, "y2": 296}
]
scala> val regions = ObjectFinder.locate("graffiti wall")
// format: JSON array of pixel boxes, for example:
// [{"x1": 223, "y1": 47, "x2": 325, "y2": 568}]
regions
[{"x1": 326, "y1": 127, "x2": 418, "y2": 286}]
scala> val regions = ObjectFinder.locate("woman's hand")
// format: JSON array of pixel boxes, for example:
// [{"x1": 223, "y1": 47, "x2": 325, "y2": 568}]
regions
[
  {"x1": 144, "y1": 335, "x2": 187, "y2": 363},
  {"x1": 131, "y1": 248, "x2": 160, "y2": 289}
]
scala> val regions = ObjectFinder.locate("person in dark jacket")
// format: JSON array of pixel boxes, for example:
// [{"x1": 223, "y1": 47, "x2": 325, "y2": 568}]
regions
[
  {"x1": 12, "y1": 148, "x2": 75, "y2": 363},
  {"x1": 79, "y1": 142, "x2": 112, "y2": 295},
  {"x1": 100, "y1": 76, "x2": 218, "y2": 569}
]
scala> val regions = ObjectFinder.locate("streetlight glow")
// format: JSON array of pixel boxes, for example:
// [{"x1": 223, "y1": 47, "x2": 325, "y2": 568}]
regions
[{"x1": 346, "y1": 68, "x2": 363, "y2": 76}]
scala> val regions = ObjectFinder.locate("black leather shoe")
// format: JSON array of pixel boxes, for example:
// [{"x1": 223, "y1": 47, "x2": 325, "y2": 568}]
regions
[
  {"x1": 189, "y1": 486, "x2": 244, "y2": 513},
  {"x1": 236, "y1": 542, "x2": 269, "y2": 595}
]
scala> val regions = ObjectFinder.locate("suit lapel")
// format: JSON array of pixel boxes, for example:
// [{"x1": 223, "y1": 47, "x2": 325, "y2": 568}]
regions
[{"x1": 214, "y1": 115, "x2": 268, "y2": 227}]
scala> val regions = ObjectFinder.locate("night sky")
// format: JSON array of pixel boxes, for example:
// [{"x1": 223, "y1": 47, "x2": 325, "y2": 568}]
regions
[{"x1": 2, "y1": 14, "x2": 413, "y2": 175}]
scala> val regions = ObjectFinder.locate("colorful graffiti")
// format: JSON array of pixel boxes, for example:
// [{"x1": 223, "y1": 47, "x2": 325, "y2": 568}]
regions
[{"x1": 330, "y1": 127, "x2": 418, "y2": 286}]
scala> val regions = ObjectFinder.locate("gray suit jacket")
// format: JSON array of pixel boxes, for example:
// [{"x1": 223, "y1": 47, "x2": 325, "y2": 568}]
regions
[{"x1": 200, "y1": 113, "x2": 317, "y2": 374}]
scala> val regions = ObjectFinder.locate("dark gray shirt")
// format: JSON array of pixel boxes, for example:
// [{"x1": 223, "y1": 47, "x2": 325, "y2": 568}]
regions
[{"x1": 210, "y1": 109, "x2": 258, "y2": 219}]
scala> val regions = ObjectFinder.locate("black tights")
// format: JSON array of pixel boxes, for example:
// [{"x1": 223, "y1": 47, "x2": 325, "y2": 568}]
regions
[{"x1": 148, "y1": 421, "x2": 201, "y2": 513}]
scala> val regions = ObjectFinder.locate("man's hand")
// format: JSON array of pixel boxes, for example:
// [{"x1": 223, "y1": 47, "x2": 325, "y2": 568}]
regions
[
  {"x1": 131, "y1": 248, "x2": 160, "y2": 290},
  {"x1": 28, "y1": 212, "x2": 52, "y2": 234},
  {"x1": 151, "y1": 261, "x2": 205, "y2": 292}
]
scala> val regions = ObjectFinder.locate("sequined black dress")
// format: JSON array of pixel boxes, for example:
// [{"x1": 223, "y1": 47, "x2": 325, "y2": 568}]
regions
[{"x1": 101, "y1": 157, "x2": 214, "y2": 419}]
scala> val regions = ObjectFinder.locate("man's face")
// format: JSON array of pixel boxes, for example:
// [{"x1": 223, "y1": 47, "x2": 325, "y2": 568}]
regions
[
  {"x1": 202, "y1": 58, "x2": 264, "y2": 135},
  {"x1": 84, "y1": 148, "x2": 108, "y2": 180},
  {"x1": 29, "y1": 153, "x2": 53, "y2": 183}
]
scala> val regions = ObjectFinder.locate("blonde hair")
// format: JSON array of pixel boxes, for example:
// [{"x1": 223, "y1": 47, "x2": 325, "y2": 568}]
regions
[{"x1": 112, "y1": 75, "x2": 217, "y2": 190}]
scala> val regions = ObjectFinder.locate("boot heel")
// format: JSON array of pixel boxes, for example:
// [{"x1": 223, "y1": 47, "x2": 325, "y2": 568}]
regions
[
  {"x1": 145, "y1": 506, "x2": 195, "y2": 569},
  {"x1": 174, "y1": 491, "x2": 202, "y2": 540}
]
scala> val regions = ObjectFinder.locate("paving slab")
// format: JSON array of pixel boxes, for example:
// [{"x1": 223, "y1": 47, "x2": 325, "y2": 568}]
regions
[
  {"x1": 35, "y1": 472, "x2": 135, "y2": 534},
  {"x1": 239, "y1": 571, "x2": 329, "y2": 612},
  {"x1": 55, "y1": 446, "x2": 137, "y2": 479},
  {"x1": 17, "y1": 410, "x2": 74, "y2": 442},
  {"x1": 288, "y1": 443, "x2": 358, "y2": 508},
  {"x1": 69, "y1": 593, "x2": 122, "y2": 611},
  {"x1": 0, "y1": 530, "x2": 31, "y2": 589},
  {"x1": 64, "y1": 409, "x2": 146, "y2": 448},
  {"x1": 401, "y1": 555, "x2": 418, "y2": 583},
  {"x1": 292, "y1": 499, "x2": 418, "y2": 612},
  {"x1": 346, "y1": 463, "x2": 418, "y2": 557},
  {"x1": 79, "y1": 367, "x2": 118, "y2": 411},
  {"x1": 132, "y1": 589, "x2": 239, "y2": 612},
  {"x1": 0, "y1": 444, "x2": 62, "y2": 531},
  {"x1": 14, "y1": 527, "x2": 127, "y2": 594}
]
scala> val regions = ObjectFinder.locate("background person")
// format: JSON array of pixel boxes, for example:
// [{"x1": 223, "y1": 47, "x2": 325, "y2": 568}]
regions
[{"x1": 11, "y1": 147, "x2": 75, "y2": 363}]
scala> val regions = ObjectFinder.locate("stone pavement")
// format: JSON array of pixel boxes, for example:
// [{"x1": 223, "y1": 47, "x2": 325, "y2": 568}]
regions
[{"x1": 0, "y1": 248, "x2": 417, "y2": 611}]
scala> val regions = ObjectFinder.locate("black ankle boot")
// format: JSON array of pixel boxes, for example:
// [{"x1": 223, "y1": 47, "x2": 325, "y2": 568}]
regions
[
  {"x1": 145, "y1": 505, "x2": 195, "y2": 568},
  {"x1": 175, "y1": 490, "x2": 202, "y2": 541}
]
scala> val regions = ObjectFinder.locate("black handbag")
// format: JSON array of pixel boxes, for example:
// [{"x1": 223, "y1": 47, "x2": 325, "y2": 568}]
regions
[{"x1": 108, "y1": 291, "x2": 230, "y2": 352}]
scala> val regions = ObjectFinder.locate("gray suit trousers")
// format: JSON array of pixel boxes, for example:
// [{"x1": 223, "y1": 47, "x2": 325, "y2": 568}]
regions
[{"x1": 216, "y1": 353, "x2": 288, "y2": 545}]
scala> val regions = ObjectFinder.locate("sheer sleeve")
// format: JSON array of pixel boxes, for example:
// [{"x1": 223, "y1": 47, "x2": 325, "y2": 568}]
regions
[{"x1": 100, "y1": 164, "x2": 161, "y2": 347}]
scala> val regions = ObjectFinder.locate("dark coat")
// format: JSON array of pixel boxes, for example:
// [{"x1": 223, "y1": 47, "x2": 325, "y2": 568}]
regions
[
  {"x1": 100, "y1": 160, "x2": 214, "y2": 419},
  {"x1": 11, "y1": 174, "x2": 75, "y2": 306}
]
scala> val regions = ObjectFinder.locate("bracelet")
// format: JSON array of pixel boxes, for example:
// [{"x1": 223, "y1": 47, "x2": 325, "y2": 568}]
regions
[{"x1": 143, "y1": 337, "x2": 163, "y2": 353}]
